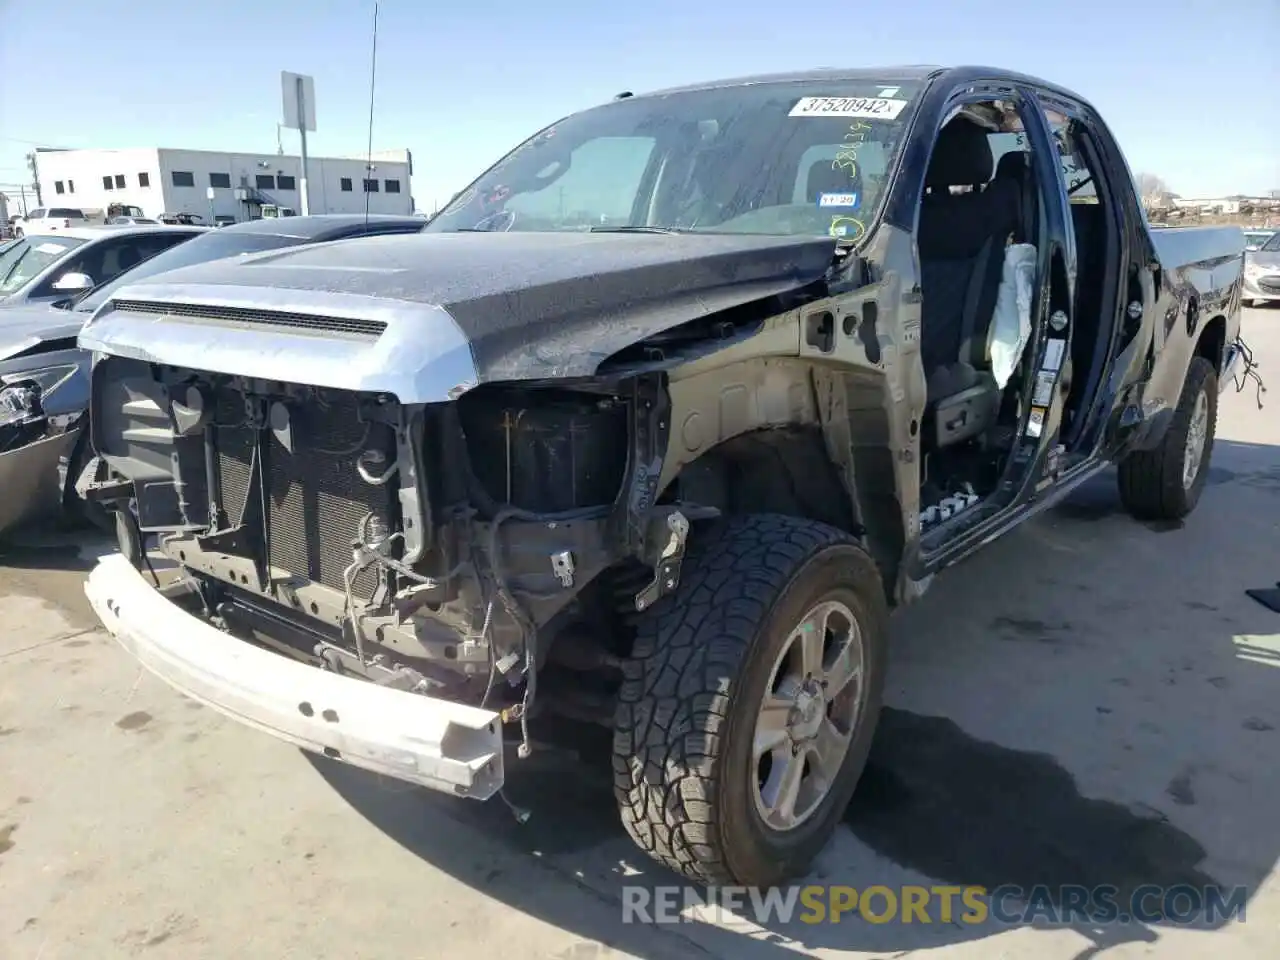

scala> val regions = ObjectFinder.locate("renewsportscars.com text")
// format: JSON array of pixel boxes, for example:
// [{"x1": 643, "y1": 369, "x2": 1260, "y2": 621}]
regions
[{"x1": 622, "y1": 883, "x2": 1248, "y2": 927}]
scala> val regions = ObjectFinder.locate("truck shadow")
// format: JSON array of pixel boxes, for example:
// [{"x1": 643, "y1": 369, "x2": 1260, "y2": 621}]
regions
[
  {"x1": 309, "y1": 437, "x2": 1280, "y2": 958},
  {"x1": 0, "y1": 528, "x2": 116, "y2": 572}
]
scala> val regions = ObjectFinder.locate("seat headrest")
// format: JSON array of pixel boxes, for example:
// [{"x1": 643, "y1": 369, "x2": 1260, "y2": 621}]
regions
[
  {"x1": 994, "y1": 149, "x2": 1028, "y2": 181},
  {"x1": 806, "y1": 161, "x2": 860, "y2": 201},
  {"x1": 116, "y1": 244, "x2": 142, "y2": 270},
  {"x1": 925, "y1": 117, "x2": 994, "y2": 188}
]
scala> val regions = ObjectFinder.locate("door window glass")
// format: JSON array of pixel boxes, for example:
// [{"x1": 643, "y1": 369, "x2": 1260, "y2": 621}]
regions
[{"x1": 1040, "y1": 108, "x2": 1098, "y2": 204}]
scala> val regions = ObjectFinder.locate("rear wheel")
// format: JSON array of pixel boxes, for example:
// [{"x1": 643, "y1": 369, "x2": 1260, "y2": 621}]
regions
[
  {"x1": 1118, "y1": 356, "x2": 1217, "y2": 521},
  {"x1": 612, "y1": 513, "x2": 888, "y2": 886}
]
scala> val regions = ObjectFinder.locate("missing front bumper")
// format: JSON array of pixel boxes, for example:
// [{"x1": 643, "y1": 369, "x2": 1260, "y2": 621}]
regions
[{"x1": 84, "y1": 553, "x2": 505, "y2": 799}]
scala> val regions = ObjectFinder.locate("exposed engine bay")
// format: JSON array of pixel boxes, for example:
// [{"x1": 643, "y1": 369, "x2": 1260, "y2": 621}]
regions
[{"x1": 85, "y1": 355, "x2": 705, "y2": 750}]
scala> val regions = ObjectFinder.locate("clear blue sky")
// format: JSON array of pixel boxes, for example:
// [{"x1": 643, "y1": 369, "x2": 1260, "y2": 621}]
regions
[{"x1": 1, "y1": 0, "x2": 1276, "y2": 208}]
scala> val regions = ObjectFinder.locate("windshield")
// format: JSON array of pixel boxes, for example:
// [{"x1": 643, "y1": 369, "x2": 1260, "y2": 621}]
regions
[
  {"x1": 424, "y1": 80, "x2": 922, "y2": 243},
  {"x1": 73, "y1": 231, "x2": 309, "y2": 312},
  {"x1": 0, "y1": 235, "x2": 85, "y2": 294}
]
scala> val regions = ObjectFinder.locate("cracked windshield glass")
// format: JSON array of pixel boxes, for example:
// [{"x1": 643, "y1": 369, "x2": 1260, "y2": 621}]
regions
[{"x1": 425, "y1": 82, "x2": 921, "y2": 243}]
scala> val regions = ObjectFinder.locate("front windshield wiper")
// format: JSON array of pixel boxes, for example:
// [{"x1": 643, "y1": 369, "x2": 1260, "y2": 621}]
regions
[{"x1": 589, "y1": 225, "x2": 688, "y2": 234}]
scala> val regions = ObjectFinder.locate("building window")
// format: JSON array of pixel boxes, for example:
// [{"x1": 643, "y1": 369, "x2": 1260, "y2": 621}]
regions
[
  {"x1": 67, "y1": 180, "x2": 75, "y2": 193},
  {"x1": 102, "y1": 175, "x2": 114, "y2": 190},
  {"x1": 209, "y1": 172, "x2": 231, "y2": 189},
  {"x1": 114, "y1": 174, "x2": 126, "y2": 189},
  {"x1": 276, "y1": 174, "x2": 296, "y2": 191},
  {"x1": 138, "y1": 172, "x2": 150, "y2": 188},
  {"x1": 172, "y1": 171, "x2": 195, "y2": 187},
  {"x1": 54, "y1": 181, "x2": 65, "y2": 195},
  {"x1": 363, "y1": 178, "x2": 379, "y2": 193},
  {"x1": 255, "y1": 174, "x2": 275, "y2": 190},
  {"x1": 340, "y1": 177, "x2": 353, "y2": 192},
  {"x1": 384, "y1": 179, "x2": 401, "y2": 194}
]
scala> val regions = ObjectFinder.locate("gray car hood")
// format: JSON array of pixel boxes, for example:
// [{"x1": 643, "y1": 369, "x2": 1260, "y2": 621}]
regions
[
  {"x1": 79, "y1": 231, "x2": 838, "y2": 402},
  {"x1": 0, "y1": 305, "x2": 87, "y2": 362}
]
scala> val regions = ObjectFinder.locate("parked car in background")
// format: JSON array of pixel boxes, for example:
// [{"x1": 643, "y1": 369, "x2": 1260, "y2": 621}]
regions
[
  {"x1": 104, "y1": 203, "x2": 147, "y2": 222},
  {"x1": 0, "y1": 225, "x2": 204, "y2": 309},
  {"x1": 157, "y1": 212, "x2": 205, "y2": 225},
  {"x1": 0, "y1": 214, "x2": 428, "y2": 539},
  {"x1": 1244, "y1": 230, "x2": 1280, "y2": 306},
  {"x1": 213, "y1": 215, "x2": 238, "y2": 228},
  {"x1": 11, "y1": 207, "x2": 91, "y2": 237}
]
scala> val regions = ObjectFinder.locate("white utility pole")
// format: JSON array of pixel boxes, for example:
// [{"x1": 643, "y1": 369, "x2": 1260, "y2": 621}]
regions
[
  {"x1": 281, "y1": 71, "x2": 316, "y2": 216},
  {"x1": 296, "y1": 77, "x2": 310, "y2": 216}
]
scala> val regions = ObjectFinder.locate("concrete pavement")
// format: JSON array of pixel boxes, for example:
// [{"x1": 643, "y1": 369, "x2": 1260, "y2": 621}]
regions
[{"x1": 2, "y1": 308, "x2": 1278, "y2": 960}]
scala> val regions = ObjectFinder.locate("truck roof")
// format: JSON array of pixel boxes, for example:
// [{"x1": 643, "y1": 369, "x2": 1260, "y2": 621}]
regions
[{"x1": 626, "y1": 64, "x2": 1090, "y2": 109}]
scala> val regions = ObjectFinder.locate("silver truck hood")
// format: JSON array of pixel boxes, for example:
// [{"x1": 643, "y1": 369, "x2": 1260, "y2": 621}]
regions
[{"x1": 77, "y1": 231, "x2": 836, "y2": 403}]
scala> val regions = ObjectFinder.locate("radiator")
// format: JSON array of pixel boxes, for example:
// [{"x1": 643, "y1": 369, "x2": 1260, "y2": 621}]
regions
[{"x1": 212, "y1": 390, "x2": 395, "y2": 601}]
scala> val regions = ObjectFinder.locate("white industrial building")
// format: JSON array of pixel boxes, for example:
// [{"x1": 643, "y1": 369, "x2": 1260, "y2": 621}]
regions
[{"x1": 33, "y1": 146, "x2": 414, "y2": 222}]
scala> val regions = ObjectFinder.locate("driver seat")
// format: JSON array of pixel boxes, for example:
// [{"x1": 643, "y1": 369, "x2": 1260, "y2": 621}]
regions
[{"x1": 917, "y1": 117, "x2": 1022, "y2": 448}]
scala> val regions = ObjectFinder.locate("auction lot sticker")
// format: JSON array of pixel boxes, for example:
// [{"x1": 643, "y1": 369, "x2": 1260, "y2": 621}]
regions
[{"x1": 790, "y1": 96, "x2": 908, "y2": 119}]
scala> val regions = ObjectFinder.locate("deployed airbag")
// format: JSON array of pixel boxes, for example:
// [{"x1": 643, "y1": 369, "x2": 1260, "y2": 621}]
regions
[{"x1": 988, "y1": 243, "x2": 1036, "y2": 389}]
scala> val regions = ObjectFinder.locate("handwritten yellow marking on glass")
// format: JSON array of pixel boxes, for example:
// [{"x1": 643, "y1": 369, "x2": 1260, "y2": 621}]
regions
[
  {"x1": 829, "y1": 216, "x2": 866, "y2": 240},
  {"x1": 832, "y1": 120, "x2": 871, "y2": 177}
]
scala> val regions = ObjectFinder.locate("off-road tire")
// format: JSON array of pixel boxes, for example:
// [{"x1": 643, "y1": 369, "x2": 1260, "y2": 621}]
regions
[
  {"x1": 1117, "y1": 356, "x2": 1218, "y2": 521},
  {"x1": 612, "y1": 513, "x2": 888, "y2": 886}
]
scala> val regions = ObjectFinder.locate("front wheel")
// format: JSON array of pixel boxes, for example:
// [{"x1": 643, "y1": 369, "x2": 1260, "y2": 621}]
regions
[
  {"x1": 1118, "y1": 356, "x2": 1218, "y2": 521},
  {"x1": 64, "y1": 431, "x2": 113, "y2": 533},
  {"x1": 612, "y1": 514, "x2": 888, "y2": 886}
]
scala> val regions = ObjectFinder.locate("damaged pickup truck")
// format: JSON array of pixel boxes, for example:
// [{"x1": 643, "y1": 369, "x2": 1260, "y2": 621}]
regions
[{"x1": 78, "y1": 65, "x2": 1259, "y2": 886}]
